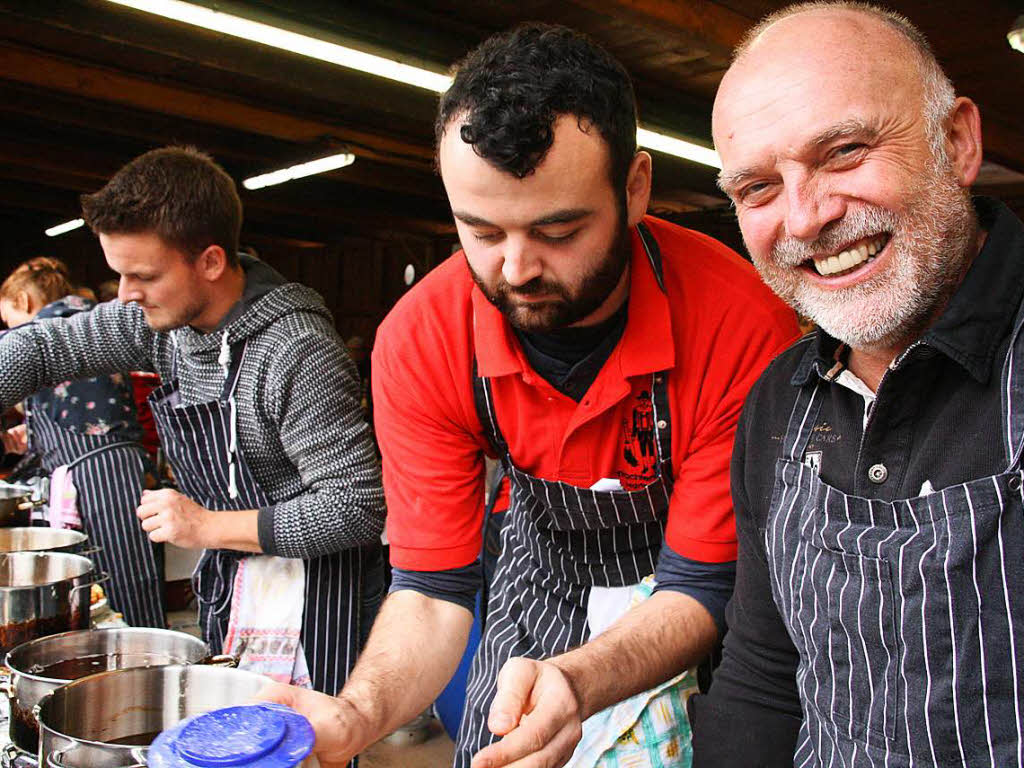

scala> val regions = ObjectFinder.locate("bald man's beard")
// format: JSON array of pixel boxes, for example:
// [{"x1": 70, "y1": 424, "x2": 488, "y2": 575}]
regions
[
  {"x1": 469, "y1": 217, "x2": 631, "y2": 333},
  {"x1": 752, "y1": 160, "x2": 976, "y2": 350}
]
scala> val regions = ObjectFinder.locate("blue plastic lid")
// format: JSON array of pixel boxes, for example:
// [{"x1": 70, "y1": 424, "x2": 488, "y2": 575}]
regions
[{"x1": 147, "y1": 703, "x2": 315, "y2": 767}]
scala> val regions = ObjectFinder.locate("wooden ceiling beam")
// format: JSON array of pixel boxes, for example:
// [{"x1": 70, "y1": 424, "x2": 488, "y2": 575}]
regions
[{"x1": 0, "y1": 42, "x2": 435, "y2": 171}]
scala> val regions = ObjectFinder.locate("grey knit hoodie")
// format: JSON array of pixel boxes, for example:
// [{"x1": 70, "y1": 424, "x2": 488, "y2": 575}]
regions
[{"x1": 0, "y1": 256, "x2": 384, "y2": 558}]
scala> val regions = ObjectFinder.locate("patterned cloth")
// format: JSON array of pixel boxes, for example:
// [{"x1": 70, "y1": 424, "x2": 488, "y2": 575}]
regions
[
  {"x1": 0, "y1": 256, "x2": 384, "y2": 559},
  {"x1": 570, "y1": 578, "x2": 698, "y2": 768}
]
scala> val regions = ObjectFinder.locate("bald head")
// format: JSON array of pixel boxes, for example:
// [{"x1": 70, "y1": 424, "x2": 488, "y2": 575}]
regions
[
  {"x1": 714, "y1": 4, "x2": 954, "y2": 173},
  {"x1": 709, "y1": 2, "x2": 984, "y2": 353}
]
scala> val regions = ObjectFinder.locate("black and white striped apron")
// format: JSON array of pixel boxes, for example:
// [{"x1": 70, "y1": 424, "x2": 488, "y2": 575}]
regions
[
  {"x1": 766, "y1": 302, "x2": 1024, "y2": 766},
  {"x1": 455, "y1": 225, "x2": 675, "y2": 766},
  {"x1": 27, "y1": 405, "x2": 165, "y2": 628},
  {"x1": 147, "y1": 340, "x2": 362, "y2": 699}
]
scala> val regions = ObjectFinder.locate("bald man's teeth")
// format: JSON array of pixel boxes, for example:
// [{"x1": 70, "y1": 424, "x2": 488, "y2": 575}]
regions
[{"x1": 813, "y1": 236, "x2": 887, "y2": 276}]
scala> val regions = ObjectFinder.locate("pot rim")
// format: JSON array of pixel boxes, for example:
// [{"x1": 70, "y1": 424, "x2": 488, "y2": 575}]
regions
[
  {"x1": 6, "y1": 628, "x2": 211, "y2": 685},
  {"x1": 36, "y1": 665, "x2": 272, "y2": 750},
  {"x1": 0, "y1": 552, "x2": 95, "y2": 591}
]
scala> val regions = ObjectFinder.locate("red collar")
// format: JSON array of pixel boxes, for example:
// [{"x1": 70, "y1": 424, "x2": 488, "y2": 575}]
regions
[{"x1": 472, "y1": 217, "x2": 675, "y2": 379}]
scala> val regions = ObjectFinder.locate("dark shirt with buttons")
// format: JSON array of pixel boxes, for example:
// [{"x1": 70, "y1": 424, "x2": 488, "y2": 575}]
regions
[{"x1": 691, "y1": 197, "x2": 1024, "y2": 766}]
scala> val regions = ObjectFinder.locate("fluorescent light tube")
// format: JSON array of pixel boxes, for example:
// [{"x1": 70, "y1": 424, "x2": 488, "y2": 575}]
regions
[
  {"x1": 105, "y1": 0, "x2": 453, "y2": 92},
  {"x1": 45, "y1": 218, "x2": 85, "y2": 237},
  {"x1": 106, "y1": 0, "x2": 722, "y2": 169},
  {"x1": 1010, "y1": 16, "x2": 1024, "y2": 54},
  {"x1": 637, "y1": 128, "x2": 720, "y2": 169},
  {"x1": 243, "y1": 152, "x2": 356, "y2": 190}
]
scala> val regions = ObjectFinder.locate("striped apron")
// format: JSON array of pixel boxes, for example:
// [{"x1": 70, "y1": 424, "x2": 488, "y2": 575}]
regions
[
  {"x1": 455, "y1": 226, "x2": 677, "y2": 766},
  {"x1": 27, "y1": 405, "x2": 165, "y2": 628},
  {"x1": 147, "y1": 341, "x2": 362, "y2": 700},
  {"x1": 766, "y1": 304, "x2": 1024, "y2": 766}
]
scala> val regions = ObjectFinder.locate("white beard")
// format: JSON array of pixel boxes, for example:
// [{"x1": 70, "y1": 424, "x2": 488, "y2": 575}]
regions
[{"x1": 752, "y1": 164, "x2": 976, "y2": 349}]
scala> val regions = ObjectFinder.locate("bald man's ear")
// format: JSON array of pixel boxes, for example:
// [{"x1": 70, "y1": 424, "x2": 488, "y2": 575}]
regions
[
  {"x1": 624, "y1": 151, "x2": 653, "y2": 226},
  {"x1": 945, "y1": 97, "x2": 983, "y2": 189}
]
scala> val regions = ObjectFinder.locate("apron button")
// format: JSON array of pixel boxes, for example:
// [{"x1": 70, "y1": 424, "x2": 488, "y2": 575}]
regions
[
  {"x1": 867, "y1": 463, "x2": 888, "y2": 484},
  {"x1": 1010, "y1": 475, "x2": 1022, "y2": 491},
  {"x1": 657, "y1": 420, "x2": 668, "y2": 430}
]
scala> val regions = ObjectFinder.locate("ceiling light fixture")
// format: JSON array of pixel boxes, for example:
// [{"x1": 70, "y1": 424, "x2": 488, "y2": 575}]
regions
[
  {"x1": 1009, "y1": 15, "x2": 1024, "y2": 54},
  {"x1": 105, "y1": 0, "x2": 721, "y2": 169},
  {"x1": 45, "y1": 218, "x2": 85, "y2": 237},
  {"x1": 243, "y1": 152, "x2": 356, "y2": 190},
  {"x1": 105, "y1": 0, "x2": 453, "y2": 92}
]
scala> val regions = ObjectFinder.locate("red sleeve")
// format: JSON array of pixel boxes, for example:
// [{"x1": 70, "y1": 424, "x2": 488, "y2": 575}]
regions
[
  {"x1": 666, "y1": 305, "x2": 801, "y2": 563},
  {"x1": 372, "y1": 324, "x2": 488, "y2": 572}
]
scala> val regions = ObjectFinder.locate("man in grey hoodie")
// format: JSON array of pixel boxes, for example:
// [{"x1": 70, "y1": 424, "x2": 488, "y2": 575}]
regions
[{"x1": 0, "y1": 147, "x2": 385, "y2": 699}]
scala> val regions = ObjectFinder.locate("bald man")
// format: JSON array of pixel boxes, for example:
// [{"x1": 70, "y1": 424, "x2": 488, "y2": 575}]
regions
[{"x1": 691, "y1": 3, "x2": 1024, "y2": 767}]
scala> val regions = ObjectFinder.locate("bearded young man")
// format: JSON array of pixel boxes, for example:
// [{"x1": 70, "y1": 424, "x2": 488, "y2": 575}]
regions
[
  {"x1": 262, "y1": 23, "x2": 799, "y2": 768},
  {"x1": 691, "y1": 3, "x2": 1024, "y2": 767}
]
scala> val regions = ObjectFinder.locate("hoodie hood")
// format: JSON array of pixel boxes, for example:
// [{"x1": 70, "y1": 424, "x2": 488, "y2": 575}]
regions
[{"x1": 171, "y1": 254, "x2": 333, "y2": 361}]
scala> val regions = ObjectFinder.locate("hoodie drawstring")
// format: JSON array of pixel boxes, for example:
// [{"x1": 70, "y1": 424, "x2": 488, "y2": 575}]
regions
[{"x1": 219, "y1": 330, "x2": 240, "y2": 500}]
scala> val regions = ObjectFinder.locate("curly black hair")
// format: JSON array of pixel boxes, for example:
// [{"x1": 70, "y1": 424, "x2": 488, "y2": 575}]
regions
[{"x1": 436, "y1": 23, "x2": 638, "y2": 195}]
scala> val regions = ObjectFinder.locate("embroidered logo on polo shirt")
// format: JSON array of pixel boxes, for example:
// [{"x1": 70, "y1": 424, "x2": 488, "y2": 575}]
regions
[{"x1": 618, "y1": 390, "x2": 659, "y2": 491}]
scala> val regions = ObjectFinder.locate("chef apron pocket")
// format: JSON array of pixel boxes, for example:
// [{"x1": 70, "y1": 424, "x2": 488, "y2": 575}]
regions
[{"x1": 812, "y1": 546, "x2": 899, "y2": 743}]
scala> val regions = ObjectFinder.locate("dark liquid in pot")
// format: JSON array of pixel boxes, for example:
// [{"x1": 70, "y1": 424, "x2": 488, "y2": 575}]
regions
[
  {"x1": 27, "y1": 653, "x2": 188, "y2": 679},
  {"x1": 103, "y1": 731, "x2": 162, "y2": 746}
]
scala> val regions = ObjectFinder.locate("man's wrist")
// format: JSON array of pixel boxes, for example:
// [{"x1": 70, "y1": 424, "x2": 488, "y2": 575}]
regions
[{"x1": 547, "y1": 652, "x2": 590, "y2": 720}]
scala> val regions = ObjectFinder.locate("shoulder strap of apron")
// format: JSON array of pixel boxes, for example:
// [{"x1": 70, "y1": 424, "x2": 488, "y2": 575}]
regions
[{"x1": 1000, "y1": 293, "x2": 1024, "y2": 469}]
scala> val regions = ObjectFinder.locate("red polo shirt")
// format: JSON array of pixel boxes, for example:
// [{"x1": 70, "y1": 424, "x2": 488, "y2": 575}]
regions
[{"x1": 373, "y1": 216, "x2": 800, "y2": 571}]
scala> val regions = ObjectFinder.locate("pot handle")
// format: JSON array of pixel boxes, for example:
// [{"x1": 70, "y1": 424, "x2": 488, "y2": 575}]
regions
[
  {"x1": 69, "y1": 571, "x2": 110, "y2": 598},
  {"x1": 203, "y1": 652, "x2": 240, "y2": 668},
  {"x1": 15, "y1": 497, "x2": 47, "y2": 511},
  {"x1": 78, "y1": 545, "x2": 104, "y2": 557},
  {"x1": 0, "y1": 678, "x2": 13, "y2": 701},
  {"x1": 131, "y1": 747, "x2": 148, "y2": 764},
  {"x1": 46, "y1": 750, "x2": 65, "y2": 768}
]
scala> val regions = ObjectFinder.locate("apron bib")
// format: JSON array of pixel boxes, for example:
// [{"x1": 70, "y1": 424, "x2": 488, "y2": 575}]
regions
[
  {"x1": 147, "y1": 338, "x2": 363, "y2": 701},
  {"x1": 456, "y1": 223, "x2": 695, "y2": 768},
  {"x1": 765, "y1": 303, "x2": 1024, "y2": 766}
]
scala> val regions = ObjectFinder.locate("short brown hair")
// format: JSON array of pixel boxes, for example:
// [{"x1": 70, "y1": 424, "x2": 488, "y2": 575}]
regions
[
  {"x1": 0, "y1": 257, "x2": 73, "y2": 306},
  {"x1": 81, "y1": 146, "x2": 243, "y2": 267}
]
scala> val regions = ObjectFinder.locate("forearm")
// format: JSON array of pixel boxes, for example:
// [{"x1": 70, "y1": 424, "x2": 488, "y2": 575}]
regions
[
  {"x1": 203, "y1": 509, "x2": 262, "y2": 552},
  {"x1": 550, "y1": 590, "x2": 716, "y2": 719},
  {"x1": 0, "y1": 303, "x2": 151, "y2": 410},
  {"x1": 337, "y1": 589, "x2": 473, "y2": 749}
]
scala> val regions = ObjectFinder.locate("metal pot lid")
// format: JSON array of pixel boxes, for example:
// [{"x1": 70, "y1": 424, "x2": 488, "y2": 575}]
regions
[
  {"x1": 148, "y1": 704, "x2": 314, "y2": 767},
  {"x1": 0, "y1": 552, "x2": 93, "y2": 588},
  {"x1": 0, "y1": 528, "x2": 86, "y2": 553}
]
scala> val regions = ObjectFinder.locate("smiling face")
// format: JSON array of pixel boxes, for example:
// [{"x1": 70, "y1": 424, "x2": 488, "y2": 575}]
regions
[
  {"x1": 712, "y1": 8, "x2": 981, "y2": 350},
  {"x1": 439, "y1": 114, "x2": 649, "y2": 332}
]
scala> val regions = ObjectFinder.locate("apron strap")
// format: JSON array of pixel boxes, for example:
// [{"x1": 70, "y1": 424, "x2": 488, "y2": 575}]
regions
[
  {"x1": 1001, "y1": 297, "x2": 1024, "y2": 470},
  {"x1": 471, "y1": 360, "x2": 510, "y2": 460},
  {"x1": 781, "y1": 381, "x2": 826, "y2": 463},
  {"x1": 651, "y1": 370, "x2": 674, "y2": 489},
  {"x1": 636, "y1": 221, "x2": 666, "y2": 294}
]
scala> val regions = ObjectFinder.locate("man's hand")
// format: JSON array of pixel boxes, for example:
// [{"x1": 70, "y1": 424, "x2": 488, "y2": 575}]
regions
[
  {"x1": 136, "y1": 488, "x2": 210, "y2": 548},
  {"x1": 471, "y1": 657, "x2": 584, "y2": 768},
  {"x1": 258, "y1": 682, "x2": 368, "y2": 768},
  {"x1": 1, "y1": 424, "x2": 27, "y2": 455}
]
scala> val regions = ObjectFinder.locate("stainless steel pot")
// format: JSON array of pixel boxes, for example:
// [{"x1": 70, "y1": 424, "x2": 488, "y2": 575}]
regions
[
  {"x1": 0, "y1": 552, "x2": 105, "y2": 657},
  {"x1": 5, "y1": 627, "x2": 229, "y2": 755},
  {"x1": 0, "y1": 483, "x2": 39, "y2": 528},
  {"x1": 0, "y1": 528, "x2": 92, "y2": 556},
  {"x1": 37, "y1": 665, "x2": 271, "y2": 767}
]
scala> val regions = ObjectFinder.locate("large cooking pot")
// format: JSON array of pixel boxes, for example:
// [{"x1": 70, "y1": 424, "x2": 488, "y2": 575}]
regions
[
  {"x1": 37, "y1": 665, "x2": 271, "y2": 767},
  {"x1": 0, "y1": 482, "x2": 40, "y2": 528},
  {"x1": 0, "y1": 552, "x2": 105, "y2": 657},
  {"x1": 0, "y1": 528, "x2": 92, "y2": 556},
  {"x1": 5, "y1": 628, "x2": 231, "y2": 755}
]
